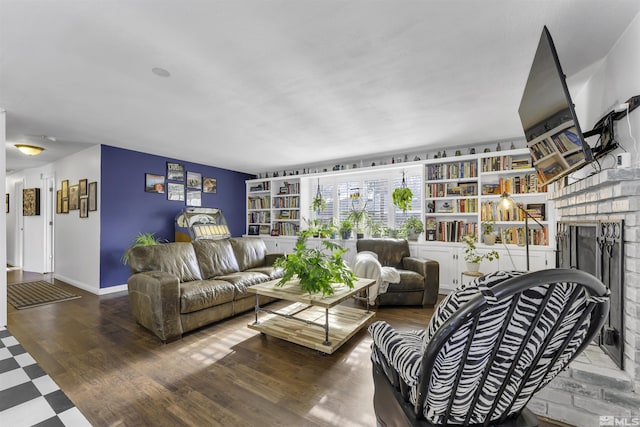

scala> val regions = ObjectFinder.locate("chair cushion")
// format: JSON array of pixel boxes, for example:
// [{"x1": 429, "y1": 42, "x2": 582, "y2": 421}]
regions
[
  {"x1": 180, "y1": 279, "x2": 235, "y2": 313},
  {"x1": 230, "y1": 238, "x2": 268, "y2": 271},
  {"x1": 356, "y1": 238, "x2": 410, "y2": 268},
  {"x1": 192, "y1": 239, "x2": 240, "y2": 279},
  {"x1": 215, "y1": 271, "x2": 270, "y2": 294},
  {"x1": 128, "y1": 242, "x2": 202, "y2": 283},
  {"x1": 246, "y1": 266, "x2": 284, "y2": 281},
  {"x1": 386, "y1": 269, "x2": 424, "y2": 292}
]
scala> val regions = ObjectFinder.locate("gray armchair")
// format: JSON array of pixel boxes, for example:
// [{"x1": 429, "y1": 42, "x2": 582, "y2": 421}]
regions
[{"x1": 356, "y1": 238, "x2": 439, "y2": 307}]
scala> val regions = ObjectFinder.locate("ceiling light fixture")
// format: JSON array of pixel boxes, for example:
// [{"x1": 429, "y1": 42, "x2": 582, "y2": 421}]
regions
[
  {"x1": 152, "y1": 67, "x2": 171, "y2": 77},
  {"x1": 15, "y1": 144, "x2": 45, "y2": 156}
]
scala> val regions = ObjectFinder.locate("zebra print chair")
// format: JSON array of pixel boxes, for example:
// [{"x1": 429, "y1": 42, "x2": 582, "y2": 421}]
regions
[{"x1": 368, "y1": 269, "x2": 609, "y2": 427}]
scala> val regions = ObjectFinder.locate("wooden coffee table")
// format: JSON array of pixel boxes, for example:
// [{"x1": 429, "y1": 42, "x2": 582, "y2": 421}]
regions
[{"x1": 247, "y1": 277, "x2": 376, "y2": 354}]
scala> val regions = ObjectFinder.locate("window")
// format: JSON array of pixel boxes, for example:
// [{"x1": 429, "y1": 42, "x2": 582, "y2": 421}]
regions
[{"x1": 364, "y1": 178, "x2": 389, "y2": 228}]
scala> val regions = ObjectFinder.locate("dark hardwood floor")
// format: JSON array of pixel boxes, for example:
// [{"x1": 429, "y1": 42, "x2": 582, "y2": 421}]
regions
[{"x1": 7, "y1": 270, "x2": 571, "y2": 426}]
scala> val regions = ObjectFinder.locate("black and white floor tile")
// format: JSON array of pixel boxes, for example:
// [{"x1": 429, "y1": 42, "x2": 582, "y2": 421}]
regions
[{"x1": 0, "y1": 327, "x2": 91, "y2": 427}]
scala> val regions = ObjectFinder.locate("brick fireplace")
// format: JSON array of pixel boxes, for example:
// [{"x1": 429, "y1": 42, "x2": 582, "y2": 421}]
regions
[{"x1": 529, "y1": 168, "x2": 640, "y2": 426}]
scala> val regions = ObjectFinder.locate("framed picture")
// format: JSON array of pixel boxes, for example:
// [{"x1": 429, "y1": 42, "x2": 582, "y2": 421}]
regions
[
  {"x1": 186, "y1": 171, "x2": 202, "y2": 189},
  {"x1": 186, "y1": 190, "x2": 201, "y2": 206},
  {"x1": 61, "y1": 179, "x2": 69, "y2": 198},
  {"x1": 62, "y1": 198, "x2": 69, "y2": 214},
  {"x1": 56, "y1": 190, "x2": 62, "y2": 214},
  {"x1": 167, "y1": 162, "x2": 184, "y2": 182},
  {"x1": 145, "y1": 173, "x2": 165, "y2": 193},
  {"x1": 69, "y1": 185, "x2": 79, "y2": 210},
  {"x1": 248, "y1": 225, "x2": 260, "y2": 235},
  {"x1": 80, "y1": 198, "x2": 88, "y2": 218},
  {"x1": 203, "y1": 177, "x2": 217, "y2": 193},
  {"x1": 88, "y1": 182, "x2": 98, "y2": 211},
  {"x1": 259, "y1": 225, "x2": 270, "y2": 235},
  {"x1": 23, "y1": 188, "x2": 41, "y2": 216},
  {"x1": 167, "y1": 183, "x2": 184, "y2": 201},
  {"x1": 5, "y1": 193, "x2": 8, "y2": 213},
  {"x1": 79, "y1": 179, "x2": 88, "y2": 197}
]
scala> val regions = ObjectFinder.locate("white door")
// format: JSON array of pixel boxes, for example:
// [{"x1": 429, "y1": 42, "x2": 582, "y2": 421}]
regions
[
  {"x1": 43, "y1": 176, "x2": 55, "y2": 273},
  {"x1": 14, "y1": 181, "x2": 24, "y2": 268}
]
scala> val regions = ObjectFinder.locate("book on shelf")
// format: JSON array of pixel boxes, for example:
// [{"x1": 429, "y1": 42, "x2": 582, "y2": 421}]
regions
[{"x1": 425, "y1": 217, "x2": 437, "y2": 241}]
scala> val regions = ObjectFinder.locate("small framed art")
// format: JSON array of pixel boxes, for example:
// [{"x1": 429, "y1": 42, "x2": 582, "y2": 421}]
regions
[
  {"x1": 23, "y1": 188, "x2": 40, "y2": 216},
  {"x1": 56, "y1": 190, "x2": 62, "y2": 214},
  {"x1": 62, "y1": 198, "x2": 69, "y2": 214},
  {"x1": 167, "y1": 183, "x2": 185, "y2": 201},
  {"x1": 167, "y1": 162, "x2": 184, "y2": 182},
  {"x1": 145, "y1": 173, "x2": 165, "y2": 193},
  {"x1": 80, "y1": 198, "x2": 88, "y2": 218},
  {"x1": 69, "y1": 185, "x2": 79, "y2": 210},
  {"x1": 203, "y1": 177, "x2": 217, "y2": 193},
  {"x1": 187, "y1": 171, "x2": 202, "y2": 189},
  {"x1": 79, "y1": 179, "x2": 88, "y2": 197},
  {"x1": 186, "y1": 190, "x2": 201, "y2": 206},
  {"x1": 248, "y1": 225, "x2": 259, "y2": 235},
  {"x1": 61, "y1": 179, "x2": 69, "y2": 198},
  {"x1": 88, "y1": 182, "x2": 98, "y2": 211}
]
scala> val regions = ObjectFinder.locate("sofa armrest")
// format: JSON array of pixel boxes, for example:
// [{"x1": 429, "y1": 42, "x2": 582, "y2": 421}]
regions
[
  {"x1": 402, "y1": 257, "x2": 440, "y2": 307},
  {"x1": 128, "y1": 271, "x2": 183, "y2": 342},
  {"x1": 265, "y1": 253, "x2": 285, "y2": 266}
]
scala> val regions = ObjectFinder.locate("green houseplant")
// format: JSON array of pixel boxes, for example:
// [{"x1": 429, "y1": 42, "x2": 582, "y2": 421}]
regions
[
  {"x1": 339, "y1": 218, "x2": 353, "y2": 240},
  {"x1": 482, "y1": 220, "x2": 497, "y2": 245},
  {"x1": 347, "y1": 200, "x2": 368, "y2": 238},
  {"x1": 273, "y1": 231, "x2": 356, "y2": 296},
  {"x1": 121, "y1": 232, "x2": 165, "y2": 265},
  {"x1": 392, "y1": 172, "x2": 413, "y2": 213},
  {"x1": 399, "y1": 216, "x2": 424, "y2": 241},
  {"x1": 462, "y1": 234, "x2": 499, "y2": 272}
]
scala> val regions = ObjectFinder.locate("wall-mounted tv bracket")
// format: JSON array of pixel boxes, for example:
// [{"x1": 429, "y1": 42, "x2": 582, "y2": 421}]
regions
[{"x1": 584, "y1": 95, "x2": 639, "y2": 157}]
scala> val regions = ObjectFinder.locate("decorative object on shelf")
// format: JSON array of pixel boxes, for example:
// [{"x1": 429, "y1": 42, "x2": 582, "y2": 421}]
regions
[
  {"x1": 500, "y1": 192, "x2": 544, "y2": 271},
  {"x1": 121, "y1": 232, "x2": 166, "y2": 265},
  {"x1": 462, "y1": 234, "x2": 499, "y2": 272},
  {"x1": 399, "y1": 216, "x2": 424, "y2": 241},
  {"x1": 145, "y1": 173, "x2": 165, "y2": 193},
  {"x1": 273, "y1": 231, "x2": 355, "y2": 296},
  {"x1": 392, "y1": 172, "x2": 413, "y2": 213},
  {"x1": 166, "y1": 162, "x2": 184, "y2": 182},
  {"x1": 496, "y1": 142, "x2": 502, "y2": 151},
  {"x1": 22, "y1": 188, "x2": 40, "y2": 216},
  {"x1": 404, "y1": 154, "x2": 409, "y2": 162},
  {"x1": 186, "y1": 171, "x2": 202, "y2": 189},
  {"x1": 248, "y1": 225, "x2": 259, "y2": 235},
  {"x1": 484, "y1": 148, "x2": 491, "y2": 153},
  {"x1": 414, "y1": 156, "x2": 420, "y2": 161},
  {"x1": 469, "y1": 147, "x2": 476, "y2": 154},
  {"x1": 69, "y1": 184, "x2": 79, "y2": 210},
  {"x1": 339, "y1": 219, "x2": 353, "y2": 240},
  {"x1": 442, "y1": 150, "x2": 447, "y2": 158},
  {"x1": 203, "y1": 177, "x2": 217, "y2": 193},
  {"x1": 455, "y1": 150, "x2": 461, "y2": 156},
  {"x1": 510, "y1": 141, "x2": 516, "y2": 150},
  {"x1": 482, "y1": 220, "x2": 497, "y2": 245}
]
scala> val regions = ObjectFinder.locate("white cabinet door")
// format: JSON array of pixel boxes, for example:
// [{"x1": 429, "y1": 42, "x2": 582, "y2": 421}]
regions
[{"x1": 417, "y1": 245, "x2": 460, "y2": 292}]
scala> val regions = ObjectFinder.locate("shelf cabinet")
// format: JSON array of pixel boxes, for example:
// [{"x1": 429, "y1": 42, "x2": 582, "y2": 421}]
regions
[{"x1": 246, "y1": 177, "x2": 301, "y2": 236}]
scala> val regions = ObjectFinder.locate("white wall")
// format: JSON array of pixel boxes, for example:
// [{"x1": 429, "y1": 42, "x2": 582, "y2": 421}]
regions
[
  {"x1": 573, "y1": 12, "x2": 640, "y2": 169},
  {"x1": 51, "y1": 145, "x2": 101, "y2": 292},
  {"x1": 1, "y1": 110, "x2": 7, "y2": 326}
]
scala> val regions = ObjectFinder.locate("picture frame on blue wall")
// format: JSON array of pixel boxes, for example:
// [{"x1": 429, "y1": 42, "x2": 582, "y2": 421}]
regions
[
  {"x1": 186, "y1": 171, "x2": 202, "y2": 189},
  {"x1": 167, "y1": 162, "x2": 184, "y2": 182},
  {"x1": 203, "y1": 177, "x2": 216, "y2": 193},
  {"x1": 186, "y1": 190, "x2": 201, "y2": 207},
  {"x1": 145, "y1": 173, "x2": 165, "y2": 193},
  {"x1": 167, "y1": 183, "x2": 184, "y2": 201},
  {"x1": 88, "y1": 182, "x2": 97, "y2": 211}
]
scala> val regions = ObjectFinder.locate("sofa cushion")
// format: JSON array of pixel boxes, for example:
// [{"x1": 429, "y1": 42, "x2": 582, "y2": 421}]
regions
[
  {"x1": 385, "y1": 269, "x2": 424, "y2": 292},
  {"x1": 356, "y1": 238, "x2": 410, "y2": 268},
  {"x1": 215, "y1": 271, "x2": 270, "y2": 294},
  {"x1": 230, "y1": 238, "x2": 268, "y2": 271},
  {"x1": 192, "y1": 239, "x2": 241, "y2": 279},
  {"x1": 180, "y1": 279, "x2": 236, "y2": 313},
  {"x1": 129, "y1": 242, "x2": 202, "y2": 283},
  {"x1": 246, "y1": 266, "x2": 284, "y2": 281}
]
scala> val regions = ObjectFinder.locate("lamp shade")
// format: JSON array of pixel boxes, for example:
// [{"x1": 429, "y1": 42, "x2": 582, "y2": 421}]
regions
[{"x1": 15, "y1": 144, "x2": 45, "y2": 156}]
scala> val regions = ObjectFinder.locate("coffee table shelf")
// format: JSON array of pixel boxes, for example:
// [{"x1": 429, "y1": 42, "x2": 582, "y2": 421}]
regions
[{"x1": 247, "y1": 278, "x2": 376, "y2": 354}]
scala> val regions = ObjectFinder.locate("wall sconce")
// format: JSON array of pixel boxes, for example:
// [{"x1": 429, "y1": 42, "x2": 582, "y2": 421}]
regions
[{"x1": 15, "y1": 144, "x2": 45, "y2": 156}]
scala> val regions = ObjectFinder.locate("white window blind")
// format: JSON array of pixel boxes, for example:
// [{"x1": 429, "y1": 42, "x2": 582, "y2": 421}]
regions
[
  {"x1": 364, "y1": 178, "x2": 389, "y2": 226},
  {"x1": 394, "y1": 173, "x2": 423, "y2": 228}
]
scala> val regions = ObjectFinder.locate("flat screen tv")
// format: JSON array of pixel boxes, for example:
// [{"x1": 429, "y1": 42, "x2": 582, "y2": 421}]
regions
[{"x1": 518, "y1": 26, "x2": 594, "y2": 187}]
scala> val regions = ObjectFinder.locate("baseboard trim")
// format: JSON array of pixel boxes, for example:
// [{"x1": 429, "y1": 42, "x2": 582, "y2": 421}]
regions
[{"x1": 53, "y1": 274, "x2": 128, "y2": 295}]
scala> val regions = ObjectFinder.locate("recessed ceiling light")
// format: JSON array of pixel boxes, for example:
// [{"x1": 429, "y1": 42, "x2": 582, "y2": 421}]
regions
[
  {"x1": 152, "y1": 67, "x2": 171, "y2": 77},
  {"x1": 15, "y1": 144, "x2": 45, "y2": 156}
]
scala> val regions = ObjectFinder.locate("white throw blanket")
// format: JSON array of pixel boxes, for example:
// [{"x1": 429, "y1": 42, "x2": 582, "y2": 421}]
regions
[{"x1": 353, "y1": 251, "x2": 401, "y2": 305}]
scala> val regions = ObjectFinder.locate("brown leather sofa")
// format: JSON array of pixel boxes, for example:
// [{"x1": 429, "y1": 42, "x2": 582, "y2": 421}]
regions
[
  {"x1": 127, "y1": 237, "x2": 283, "y2": 342},
  {"x1": 356, "y1": 238, "x2": 439, "y2": 307}
]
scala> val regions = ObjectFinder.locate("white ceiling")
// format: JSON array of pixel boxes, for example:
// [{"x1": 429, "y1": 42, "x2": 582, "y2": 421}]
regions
[{"x1": 2, "y1": 0, "x2": 639, "y2": 174}]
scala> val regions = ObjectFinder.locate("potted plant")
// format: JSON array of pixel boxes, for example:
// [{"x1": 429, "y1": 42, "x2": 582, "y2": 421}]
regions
[
  {"x1": 347, "y1": 199, "x2": 368, "y2": 239},
  {"x1": 482, "y1": 220, "x2": 497, "y2": 245},
  {"x1": 121, "y1": 232, "x2": 166, "y2": 265},
  {"x1": 462, "y1": 234, "x2": 499, "y2": 272},
  {"x1": 339, "y1": 218, "x2": 353, "y2": 240},
  {"x1": 399, "y1": 216, "x2": 424, "y2": 241},
  {"x1": 273, "y1": 231, "x2": 356, "y2": 296},
  {"x1": 366, "y1": 218, "x2": 383, "y2": 238},
  {"x1": 392, "y1": 172, "x2": 413, "y2": 213}
]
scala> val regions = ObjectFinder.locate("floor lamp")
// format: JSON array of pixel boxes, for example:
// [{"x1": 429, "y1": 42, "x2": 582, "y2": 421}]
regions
[{"x1": 500, "y1": 192, "x2": 544, "y2": 271}]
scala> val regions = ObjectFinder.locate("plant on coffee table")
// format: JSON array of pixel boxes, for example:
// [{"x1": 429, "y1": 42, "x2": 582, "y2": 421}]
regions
[{"x1": 273, "y1": 230, "x2": 355, "y2": 296}]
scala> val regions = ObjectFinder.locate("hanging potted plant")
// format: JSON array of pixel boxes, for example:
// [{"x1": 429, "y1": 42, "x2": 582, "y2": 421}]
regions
[
  {"x1": 392, "y1": 172, "x2": 413, "y2": 213},
  {"x1": 311, "y1": 180, "x2": 326, "y2": 215},
  {"x1": 462, "y1": 234, "x2": 499, "y2": 272}
]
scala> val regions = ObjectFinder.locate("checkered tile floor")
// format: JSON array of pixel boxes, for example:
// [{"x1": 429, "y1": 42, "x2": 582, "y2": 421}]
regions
[{"x1": 0, "y1": 327, "x2": 91, "y2": 426}]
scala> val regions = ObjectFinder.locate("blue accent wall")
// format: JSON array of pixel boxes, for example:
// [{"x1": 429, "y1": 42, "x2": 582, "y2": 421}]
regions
[{"x1": 100, "y1": 145, "x2": 254, "y2": 288}]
